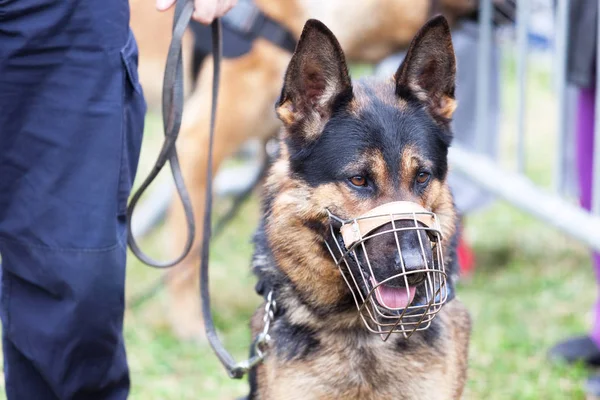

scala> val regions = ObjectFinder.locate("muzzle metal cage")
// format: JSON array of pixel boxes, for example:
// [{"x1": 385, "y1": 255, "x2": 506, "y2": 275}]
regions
[{"x1": 325, "y1": 201, "x2": 449, "y2": 340}]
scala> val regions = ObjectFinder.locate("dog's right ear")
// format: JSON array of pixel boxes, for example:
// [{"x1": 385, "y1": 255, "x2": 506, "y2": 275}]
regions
[
  {"x1": 276, "y1": 19, "x2": 352, "y2": 137},
  {"x1": 394, "y1": 15, "x2": 456, "y2": 126}
]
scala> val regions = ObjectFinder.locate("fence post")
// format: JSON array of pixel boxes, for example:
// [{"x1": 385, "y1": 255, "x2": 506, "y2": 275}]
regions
[
  {"x1": 476, "y1": 0, "x2": 493, "y2": 152},
  {"x1": 554, "y1": 0, "x2": 569, "y2": 194},
  {"x1": 516, "y1": 0, "x2": 529, "y2": 173}
]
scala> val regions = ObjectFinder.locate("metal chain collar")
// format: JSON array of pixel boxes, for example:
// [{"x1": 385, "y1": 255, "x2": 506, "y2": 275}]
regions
[{"x1": 229, "y1": 290, "x2": 277, "y2": 375}]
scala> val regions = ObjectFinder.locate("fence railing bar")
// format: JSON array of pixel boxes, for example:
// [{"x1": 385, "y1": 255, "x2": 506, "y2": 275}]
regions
[
  {"x1": 553, "y1": 0, "x2": 569, "y2": 195},
  {"x1": 593, "y1": 1, "x2": 600, "y2": 215},
  {"x1": 476, "y1": 0, "x2": 493, "y2": 153},
  {"x1": 449, "y1": 145, "x2": 600, "y2": 253},
  {"x1": 515, "y1": 0, "x2": 529, "y2": 173}
]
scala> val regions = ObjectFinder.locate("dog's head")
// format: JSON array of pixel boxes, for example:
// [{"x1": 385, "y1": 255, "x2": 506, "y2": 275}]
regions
[{"x1": 263, "y1": 16, "x2": 458, "y2": 329}]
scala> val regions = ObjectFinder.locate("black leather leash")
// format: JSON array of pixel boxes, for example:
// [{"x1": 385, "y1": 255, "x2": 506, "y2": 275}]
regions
[
  {"x1": 127, "y1": 0, "x2": 198, "y2": 268},
  {"x1": 126, "y1": 0, "x2": 257, "y2": 380}
]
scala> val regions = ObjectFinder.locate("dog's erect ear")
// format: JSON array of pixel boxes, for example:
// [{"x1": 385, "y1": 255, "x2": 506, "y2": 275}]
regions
[
  {"x1": 394, "y1": 16, "x2": 456, "y2": 125},
  {"x1": 276, "y1": 19, "x2": 352, "y2": 133}
]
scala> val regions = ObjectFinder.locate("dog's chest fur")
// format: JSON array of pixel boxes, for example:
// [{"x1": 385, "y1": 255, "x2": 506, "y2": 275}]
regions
[{"x1": 252, "y1": 300, "x2": 469, "y2": 400}]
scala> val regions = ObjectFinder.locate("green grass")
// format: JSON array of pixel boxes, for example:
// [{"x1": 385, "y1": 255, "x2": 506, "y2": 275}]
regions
[
  {"x1": 0, "y1": 55, "x2": 594, "y2": 399},
  {"x1": 461, "y1": 203, "x2": 593, "y2": 400}
]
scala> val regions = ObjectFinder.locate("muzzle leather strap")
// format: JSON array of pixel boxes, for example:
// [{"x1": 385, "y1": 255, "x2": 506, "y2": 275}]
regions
[
  {"x1": 339, "y1": 201, "x2": 440, "y2": 248},
  {"x1": 126, "y1": 0, "x2": 248, "y2": 380}
]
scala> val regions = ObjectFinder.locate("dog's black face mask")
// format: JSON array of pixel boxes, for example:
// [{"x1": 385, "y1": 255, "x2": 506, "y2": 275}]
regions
[{"x1": 271, "y1": 16, "x2": 458, "y2": 337}]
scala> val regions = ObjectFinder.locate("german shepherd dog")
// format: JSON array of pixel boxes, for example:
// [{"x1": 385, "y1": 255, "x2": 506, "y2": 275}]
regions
[
  {"x1": 128, "y1": 0, "x2": 478, "y2": 340},
  {"x1": 248, "y1": 16, "x2": 471, "y2": 399}
]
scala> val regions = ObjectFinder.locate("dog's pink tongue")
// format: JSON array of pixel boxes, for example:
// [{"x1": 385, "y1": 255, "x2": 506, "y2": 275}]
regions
[{"x1": 372, "y1": 279, "x2": 416, "y2": 309}]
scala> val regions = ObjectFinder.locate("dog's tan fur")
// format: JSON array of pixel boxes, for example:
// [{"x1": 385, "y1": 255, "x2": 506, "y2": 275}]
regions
[{"x1": 129, "y1": 0, "x2": 476, "y2": 339}]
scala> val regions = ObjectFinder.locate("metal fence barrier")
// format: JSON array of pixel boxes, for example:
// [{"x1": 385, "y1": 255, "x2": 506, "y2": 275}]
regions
[{"x1": 451, "y1": 0, "x2": 600, "y2": 252}]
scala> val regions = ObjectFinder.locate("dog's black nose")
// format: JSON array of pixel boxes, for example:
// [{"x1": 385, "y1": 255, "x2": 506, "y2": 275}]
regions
[
  {"x1": 396, "y1": 249, "x2": 425, "y2": 271},
  {"x1": 392, "y1": 250, "x2": 428, "y2": 286}
]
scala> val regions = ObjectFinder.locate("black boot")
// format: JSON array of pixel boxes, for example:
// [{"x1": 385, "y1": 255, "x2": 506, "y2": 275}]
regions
[{"x1": 548, "y1": 335, "x2": 600, "y2": 366}]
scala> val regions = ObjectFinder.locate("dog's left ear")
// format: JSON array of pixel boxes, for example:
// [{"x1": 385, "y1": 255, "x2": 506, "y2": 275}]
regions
[
  {"x1": 276, "y1": 19, "x2": 352, "y2": 134},
  {"x1": 394, "y1": 15, "x2": 456, "y2": 126}
]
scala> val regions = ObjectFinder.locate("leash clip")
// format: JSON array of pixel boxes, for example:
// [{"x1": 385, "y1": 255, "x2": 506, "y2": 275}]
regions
[
  {"x1": 228, "y1": 332, "x2": 269, "y2": 378},
  {"x1": 224, "y1": 290, "x2": 276, "y2": 378}
]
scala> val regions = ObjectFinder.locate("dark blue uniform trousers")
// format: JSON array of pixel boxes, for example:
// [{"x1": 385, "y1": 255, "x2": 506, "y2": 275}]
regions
[{"x1": 0, "y1": 0, "x2": 145, "y2": 398}]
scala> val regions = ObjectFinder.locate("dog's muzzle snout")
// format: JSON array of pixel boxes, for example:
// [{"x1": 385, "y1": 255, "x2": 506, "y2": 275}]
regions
[{"x1": 325, "y1": 201, "x2": 449, "y2": 340}]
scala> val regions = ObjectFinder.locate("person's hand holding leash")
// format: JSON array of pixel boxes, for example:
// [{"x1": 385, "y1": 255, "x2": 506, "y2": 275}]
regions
[{"x1": 156, "y1": 0, "x2": 237, "y2": 25}]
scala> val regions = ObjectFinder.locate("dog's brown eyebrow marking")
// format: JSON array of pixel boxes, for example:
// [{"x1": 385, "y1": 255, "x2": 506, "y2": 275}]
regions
[
  {"x1": 340, "y1": 150, "x2": 393, "y2": 195},
  {"x1": 400, "y1": 145, "x2": 420, "y2": 172},
  {"x1": 367, "y1": 149, "x2": 392, "y2": 194},
  {"x1": 400, "y1": 145, "x2": 432, "y2": 190}
]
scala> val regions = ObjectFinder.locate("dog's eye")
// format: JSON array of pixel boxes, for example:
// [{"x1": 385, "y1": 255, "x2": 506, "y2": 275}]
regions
[
  {"x1": 416, "y1": 172, "x2": 430, "y2": 185},
  {"x1": 349, "y1": 175, "x2": 368, "y2": 187}
]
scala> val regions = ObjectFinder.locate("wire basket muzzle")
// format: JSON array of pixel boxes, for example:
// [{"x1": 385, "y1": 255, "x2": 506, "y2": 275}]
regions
[{"x1": 325, "y1": 201, "x2": 449, "y2": 340}]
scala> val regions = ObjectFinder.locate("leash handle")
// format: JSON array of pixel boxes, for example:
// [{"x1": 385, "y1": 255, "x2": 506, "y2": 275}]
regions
[{"x1": 126, "y1": 0, "x2": 196, "y2": 269}]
